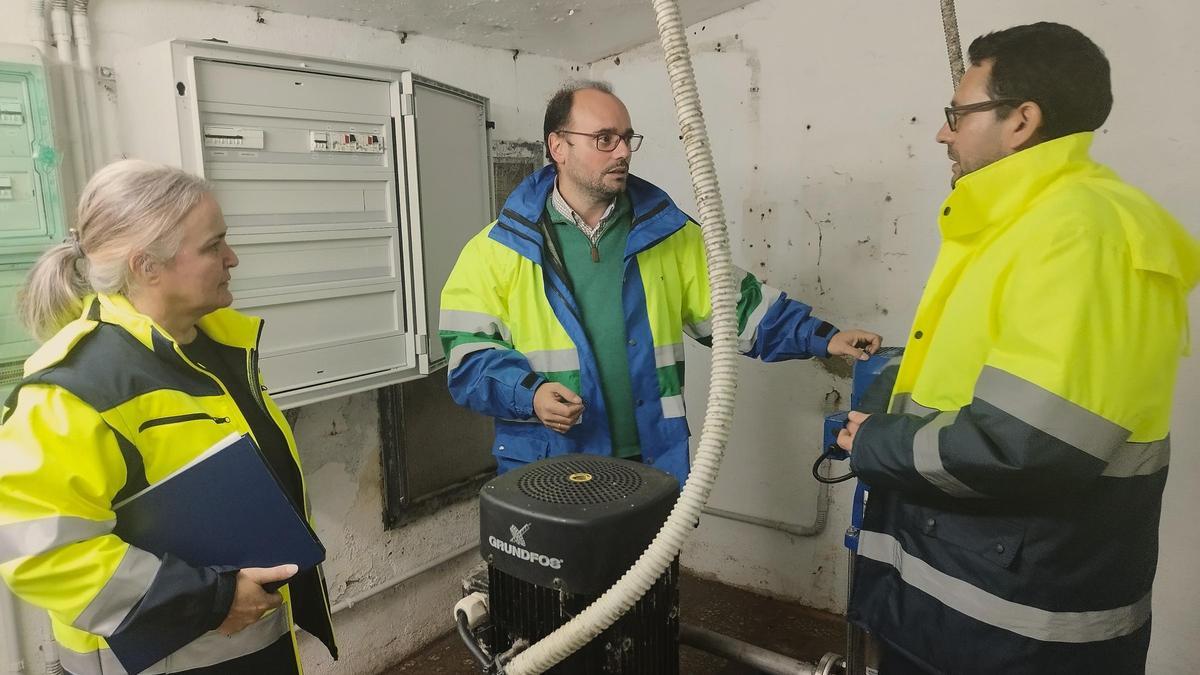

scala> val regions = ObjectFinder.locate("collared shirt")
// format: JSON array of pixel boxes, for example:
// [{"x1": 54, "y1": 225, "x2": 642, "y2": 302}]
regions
[{"x1": 551, "y1": 181, "x2": 619, "y2": 253}]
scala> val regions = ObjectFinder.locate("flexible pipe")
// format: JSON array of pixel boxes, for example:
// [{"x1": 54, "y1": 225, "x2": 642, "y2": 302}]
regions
[
  {"x1": 0, "y1": 585, "x2": 23, "y2": 675},
  {"x1": 939, "y1": 0, "x2": 965, "y2": 89},
  {"x1": 71, "y1": 0, "x2": 106, "y2": 169},
  {"x1": 40, "y1": 640, "x2": 63, "y2": 675},
  {"x1": 456, "y1": 610, "x2": 493, "y2": 672},
  {"x1": 503, "y1": 0, "x2": 740, "y2": 671},
  {"x1": 49, "y1": 0, "x2": 89, "y2": 187},
  {"x1": 680, "y1": 623, "x2": 819, "y2": 675}
]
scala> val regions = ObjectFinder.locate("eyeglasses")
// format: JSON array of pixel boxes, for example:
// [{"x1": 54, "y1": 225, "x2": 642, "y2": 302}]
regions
[
  {"x1": 556, "y1": 129, "x2": 644, "y2": 153},
  {"x1": 943, "y1": 98, "x2": 1025, "y2": 132}
]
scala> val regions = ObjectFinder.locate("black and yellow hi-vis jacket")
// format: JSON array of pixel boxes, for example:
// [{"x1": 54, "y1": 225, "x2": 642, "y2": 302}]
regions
[
  {"x1": 0, "y1": 293, "x2": 336, "y2": 674},
  {"x1": 848, "y1": 133, "x2": 1200, "y2": 674}
]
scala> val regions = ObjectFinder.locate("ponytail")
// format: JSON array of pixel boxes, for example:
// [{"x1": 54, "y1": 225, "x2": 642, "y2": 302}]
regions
[
  {"x1": 16, "y1": 159, "x2": 210, "y2": 342},
  {"x1": 18, "y1": 241, "x2": 91, "y2": 341}
]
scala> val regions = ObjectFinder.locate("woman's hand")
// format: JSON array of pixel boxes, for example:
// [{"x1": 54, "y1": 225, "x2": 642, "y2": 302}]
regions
[{"x1": 217, "y1": 564, "x2": 297, "y2": 636}]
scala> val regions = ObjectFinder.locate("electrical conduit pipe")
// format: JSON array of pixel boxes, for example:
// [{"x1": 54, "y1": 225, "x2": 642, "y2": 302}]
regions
[
  {"x1": 71, "y1": 0, "x2": 106, "y2": 170},
  {"x1": 1, "y1": 4, "x2": 52, "y2": 672},
  {"x1": 28, "y1": 0, "x2": 49, "y2": 56},
  {"x1": 0, "y1": 585, "x2": 22, "y2": 675},
  {"x1": 50, "y1": 0, "x2": 89, "y2": 187}
]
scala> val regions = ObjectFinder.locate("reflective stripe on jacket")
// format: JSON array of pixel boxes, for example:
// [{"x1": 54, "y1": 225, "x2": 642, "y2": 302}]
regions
[
  {"x1": 0, "y1": 293, "x2": 337, "y2": 674},
  {"x1": 440, "y1": 165, "x2": 838, "y2": 484},
  {"x1": 848, "y1": 133, "x2": 1200, "y2": 674}
]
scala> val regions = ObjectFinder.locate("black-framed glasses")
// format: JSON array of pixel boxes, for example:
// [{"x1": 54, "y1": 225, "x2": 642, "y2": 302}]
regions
[
  {"x1": 556, "y1": 129, "x2": 644, "y2": 152},
  {"x1": 943, "y1": 98, "x2": 1024, "y2": 132}
]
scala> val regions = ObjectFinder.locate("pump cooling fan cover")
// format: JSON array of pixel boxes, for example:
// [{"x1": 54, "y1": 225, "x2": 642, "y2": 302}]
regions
[{"x1": 479, "y1": 454, "x2": 680, "y2": 673}]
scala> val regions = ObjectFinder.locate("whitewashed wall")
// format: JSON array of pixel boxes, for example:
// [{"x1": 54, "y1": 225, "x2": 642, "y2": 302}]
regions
[{"x1": 2, "y1": 0, "x2": 1196, "y2": 672}]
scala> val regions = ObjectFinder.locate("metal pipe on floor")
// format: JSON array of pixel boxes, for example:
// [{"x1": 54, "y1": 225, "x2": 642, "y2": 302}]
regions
[{"x1": 680, "y1": 623, "x2": 829, "y2": 675}]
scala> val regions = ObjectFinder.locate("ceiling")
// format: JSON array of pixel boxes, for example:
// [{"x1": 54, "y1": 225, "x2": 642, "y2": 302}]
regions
[{"x1": 208, "y1": 0, "x2": 753, "y2": 63}]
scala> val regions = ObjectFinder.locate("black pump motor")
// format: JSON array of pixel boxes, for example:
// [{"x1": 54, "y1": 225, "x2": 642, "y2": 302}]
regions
[{"x1": 479, "y1": 454, "x2": 680, "y2": 673}]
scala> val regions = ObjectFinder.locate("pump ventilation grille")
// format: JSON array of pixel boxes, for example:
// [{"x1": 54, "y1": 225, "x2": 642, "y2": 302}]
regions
[{"x1": 518, "y1": 458, "x2": 643, "y2": 505}]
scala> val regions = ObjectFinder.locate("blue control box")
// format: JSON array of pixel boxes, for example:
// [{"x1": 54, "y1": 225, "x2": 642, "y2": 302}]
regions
[
  {"x1": 821, "y1": 347, "x2": 905, "y2": 551},
  {"x1": 823, "y1": 411, "x2": 850, "y2": 461}
]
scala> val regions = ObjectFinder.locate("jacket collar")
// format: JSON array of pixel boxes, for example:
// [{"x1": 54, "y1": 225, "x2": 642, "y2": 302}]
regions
[
  {"x1": 24, "y1": 294, "x2": 263, "y2": 376},
  {"x1": 939, "y1": 132, "x2": 1097, "y2": 240},
  {"x1": 492, "y1": 164, "x2": 688, "y2": 261},
  {"x1": 937, "y1": 132, "x2": 1200, "y2": 290},
  {"x1": 92, "y1": 293, "x2": 262, "y2": 350}
]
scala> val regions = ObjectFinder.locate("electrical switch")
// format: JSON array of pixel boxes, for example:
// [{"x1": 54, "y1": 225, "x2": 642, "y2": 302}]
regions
[
  {"x1": 309, "y1": 128, "x2": 385, "y2": 153},
  {"x1": 202, "y1": 125, "x2": 265, "y2": 149},
  {"x1": 0, "y1": 100, "x2": 23, "y2": 125}
]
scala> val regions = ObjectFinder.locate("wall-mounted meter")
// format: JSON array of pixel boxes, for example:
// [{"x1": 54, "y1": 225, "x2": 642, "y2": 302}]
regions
[{"x1": 0, "y1": 45, "x2": 68, "y2": 400}]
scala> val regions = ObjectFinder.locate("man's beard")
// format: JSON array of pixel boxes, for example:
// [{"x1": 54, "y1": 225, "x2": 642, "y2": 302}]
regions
[
  {"x1": 585, "y1": 178, "x2": 624, "y2": 201},
  {"x1": 572, "y1": 163, "x2": 628, "y2": 202}
]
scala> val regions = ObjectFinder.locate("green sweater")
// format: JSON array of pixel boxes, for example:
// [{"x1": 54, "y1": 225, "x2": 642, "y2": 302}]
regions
[{"x1": 546, "y1": 194, "x2": 641, "y2": 458}]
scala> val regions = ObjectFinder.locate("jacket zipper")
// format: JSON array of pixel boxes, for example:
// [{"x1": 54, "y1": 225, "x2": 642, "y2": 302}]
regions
[
  {"x1": 246, "y1": 326, "x2": 271, "y2": 418},
  {"x1": 626, "y1": 200, "x2": 678, "y2": 260},
  {"x1": 496, "y1": 219, "x2": 583, "y2": 324},
  {"x1": 138, "y1": 413, "x2": 230, "y2": 432}
]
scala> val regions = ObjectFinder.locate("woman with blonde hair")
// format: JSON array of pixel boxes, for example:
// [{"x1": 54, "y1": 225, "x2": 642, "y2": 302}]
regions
[{"x1": 0, "y1": 160, "x2": 336, "y2": 674}]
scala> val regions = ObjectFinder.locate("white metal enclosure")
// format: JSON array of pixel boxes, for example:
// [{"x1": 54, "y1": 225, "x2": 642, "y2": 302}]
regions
[{"x1": 116, "y1": 40, "x2": 493, "y2": 406}]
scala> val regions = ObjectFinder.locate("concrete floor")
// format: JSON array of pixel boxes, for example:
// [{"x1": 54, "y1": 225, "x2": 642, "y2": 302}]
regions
[{"x1": 382, "y1": 573, "x2": 846, "y2": 674}]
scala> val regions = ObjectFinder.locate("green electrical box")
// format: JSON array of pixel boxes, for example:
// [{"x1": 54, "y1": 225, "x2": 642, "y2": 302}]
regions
[{"x1": 0, "y1": 45, "x2": 67, "y2": 398}]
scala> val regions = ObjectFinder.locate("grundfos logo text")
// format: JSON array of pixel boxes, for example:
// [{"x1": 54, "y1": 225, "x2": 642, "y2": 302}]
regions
[{"x1": 489, "y1": 523, "x2": 563, "y2": 569}]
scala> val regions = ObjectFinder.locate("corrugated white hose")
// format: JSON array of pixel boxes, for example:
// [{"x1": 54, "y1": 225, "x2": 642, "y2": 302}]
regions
[
  {"x1": 502, "y1": 0, "x2": 739, "y2": 672},
  {"x1": 939, "y1": 0, "x2": 965, "y2": 89}
]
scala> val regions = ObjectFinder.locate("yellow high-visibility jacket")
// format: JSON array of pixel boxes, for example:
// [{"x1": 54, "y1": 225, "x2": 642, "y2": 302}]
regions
[
  {"x1": 0, "y1": 294, "x2": 336, "y2": 674},
  {"x1": 848, "y1": 133, "x2": 1200, "y2": 674}
]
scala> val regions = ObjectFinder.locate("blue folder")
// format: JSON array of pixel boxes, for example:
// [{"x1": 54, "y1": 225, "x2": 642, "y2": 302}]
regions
[{"x1": 113, "y1": 432, "x2": 326, "y2": 575}]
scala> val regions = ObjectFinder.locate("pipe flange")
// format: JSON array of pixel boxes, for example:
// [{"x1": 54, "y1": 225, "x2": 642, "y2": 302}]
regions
[{"x1": 817, "y1": 652, "x2": 845, "y2": 675}]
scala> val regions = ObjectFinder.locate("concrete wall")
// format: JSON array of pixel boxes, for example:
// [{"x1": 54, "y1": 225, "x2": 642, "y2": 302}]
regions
[
  {"x1": 592, "y1": 1, "x2": 1200, "y2": 672},
  {"x1": 0, "y1": 2, "x2": 579, "y2": 673}
]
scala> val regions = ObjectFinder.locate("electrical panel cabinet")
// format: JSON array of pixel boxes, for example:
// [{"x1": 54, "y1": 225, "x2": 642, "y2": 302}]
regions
[
  {"x1": 116, "y1": 41, "x2": 492, "y2": 408},
  {"x1": 0, "y1": 46, "x2": 68, "y2": 399}
]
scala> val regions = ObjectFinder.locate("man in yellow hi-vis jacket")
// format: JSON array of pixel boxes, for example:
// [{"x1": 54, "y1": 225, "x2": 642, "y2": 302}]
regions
[{"x1": 837, "y1": 23, "x2": 1200, "y2": 675}]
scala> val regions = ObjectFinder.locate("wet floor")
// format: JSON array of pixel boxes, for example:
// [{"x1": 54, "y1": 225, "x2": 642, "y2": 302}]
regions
[{"x1": 382, "y1": 573, "x2": 845, "y2": 674}]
